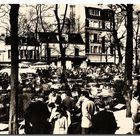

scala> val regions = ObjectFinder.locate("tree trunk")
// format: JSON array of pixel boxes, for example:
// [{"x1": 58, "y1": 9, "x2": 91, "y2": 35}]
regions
[
  {"x1": 34, "y1": 5, "x2": 39, "y2": 61},
  {"x1": 54, "y1": 4, "x2": 68, "y2": 71},
  {"x1": 134, "y1": 12, "x2": 140, "y2": 74},
  {"x1": 112, "y1": 11, "x2": 123, "y2": 65},
  {"x1": 61, "y1": 46, "x2": 66, "y2": 70},
  {"x1": 8, "y1": 4, "x2": 19, "y2": 134},
  {"x1": 123, "y1": 4, "x2": 133, "y2": 117},
  {"x1": 46, "y1": 43, "x2": 50, "y2": 64},
  {"x1": 126, "y1": 89, "x2": 132, "y2": 117}
]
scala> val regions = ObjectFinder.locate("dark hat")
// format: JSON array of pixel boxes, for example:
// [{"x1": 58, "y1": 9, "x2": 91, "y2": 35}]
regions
[
  {"x1": 98, "y1": 101, "x2": 106, "y2": 109},
  {"x1": 81, "y1": 90, "x2": 89, "y2": 98},
  {"x1": 55, "y1": 95, "x2": 62, "y2": 105}
]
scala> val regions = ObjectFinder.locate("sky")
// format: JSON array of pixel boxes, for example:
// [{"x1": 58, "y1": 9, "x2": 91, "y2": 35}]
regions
[
  {"x1": 0, "y1": 4, "x2": 107, "y2": 34},
  {"x1": 1, "y1": 0, "x2": 140, "y2": 4},
  {"x1": 0, "y1": 3, "x2": 140, "y2": 36}
]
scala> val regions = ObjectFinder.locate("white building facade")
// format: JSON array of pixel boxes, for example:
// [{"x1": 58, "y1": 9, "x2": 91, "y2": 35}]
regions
[{"x1": 85, "y1": 7, "x2": 115, "y2": 65}]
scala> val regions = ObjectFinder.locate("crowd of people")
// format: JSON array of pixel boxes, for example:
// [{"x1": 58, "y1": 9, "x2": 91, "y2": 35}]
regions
[
  {"x1": 1, "y1": 63, "x2": 140, "y2": 134},
  {"x1": 17, "y1": 64, "x2": 124, "y2": 134},
  {"x1": 24, "y1": 90, "x2": 117, "y2": 134}
]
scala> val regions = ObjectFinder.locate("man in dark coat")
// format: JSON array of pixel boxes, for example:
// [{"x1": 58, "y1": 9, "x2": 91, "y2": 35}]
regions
[
  {"x1": 92, "y1": 102, "x2": 117, "y2": 134},
  {"x1": 24, "y1": 98, "x2": 51, "y2": 134},
  {"x1": 61, "y1": 92, "x2": 76, "y2": 115}
]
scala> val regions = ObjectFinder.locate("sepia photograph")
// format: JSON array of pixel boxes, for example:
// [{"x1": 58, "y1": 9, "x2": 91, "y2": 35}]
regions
[{"x1": 0, "y1": 2, "x2": 139, "y2": 135}]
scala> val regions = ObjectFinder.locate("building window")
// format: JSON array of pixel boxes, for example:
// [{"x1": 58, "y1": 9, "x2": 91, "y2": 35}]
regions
[
  {"x1": 89, "y1": 20, "x2": 93, "y2": 27},
  {"x1": 36, "y1": 50, "x2": 39, "y2": 59},
  {"x1": 23, "y1": 50, "x2": 26, "y2": 58},
  {"x1": 89, "y1": 9, "x2": 100, "y2": 16},
  {"x1": 93, "y1": 34, "x2": 98, "y2": 42},
  {"x1": 105, "y1": 21, "x2": 111, "y2": 30},
  {"x1": 94, "y1": 46, "x2": 98, "y2": 53},
  {"x1": 99, "y1": 21, "x2": 102, "y2": 28},
  {"x1": 90, "y1": 46, "x2": 94, "y2": 53},
  {"x1": 27, "y1": 51, "x2": 30, "y2": 59},
  {"x1": 89, "y1": 20, "x2": 102, "y2": 28},
  {"x1": 98, "y1": 46, "x2": 101, "y2": 53},
  {"x1": 89, "y1": 20, "x2": 102, "y2": 29},
  {"x1": 94, "y1": 9, "x2": 100, "y2": 16},
  {"x1": 90, "y1": 46, "x2": 101, "y2": 53},
  {"x1": 102, "y1": 37, "x2": 105, "y2": 53},
  {"x1": 102, "y1": 21, "x2": 105, "y2": 29},
  {"x1": 89, "y1": 9, "x2": 94, "y2": 16},
  {"x1": 93, "y1": 21, "x2": 98, "y2": 28},
  {"x1": 90, "y1": 33, "x2": 100, "y2": 43},
  {"x1": 8, "y1": 50, "x2": 11, "y2": 59},
  {"x1": 90, "y1": 34, "x2": 94, "y2": 42},
  {"x1": 30, "y1": 50, "x2": 33, "y2": 59},
  {"x1": 90, "y1": 46, "x2": 98, "y2": 53},
  {"x1": 20, "y1": 50, "x2": 23, "y2": 59},
  {"x1": 75, "y1": 48, "x2": 79, "y2": 56}
]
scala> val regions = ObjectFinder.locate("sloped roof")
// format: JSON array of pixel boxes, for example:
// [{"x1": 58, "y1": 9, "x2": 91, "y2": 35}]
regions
[
  {"x1": 38, "y1": 32, "x2": 85, "y2": 44},
  {"x1": 68, "y1": 33, "x2": 85, "y2": 44},
  {"x1": 5, "y1": 36, "x2": 40, "y2": 46},
  {"x1": 26, "y1": 37, "x2": 40, "y2": 46},
  {"x1": 38, "y1": 32, "x2": 59, "y2": 43},
  {"x1": 5, "y1": 32, "x2": 85, "y2": 45}
]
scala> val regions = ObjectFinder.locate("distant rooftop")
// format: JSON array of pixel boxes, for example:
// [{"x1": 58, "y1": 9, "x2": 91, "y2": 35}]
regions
[{"x1": 38, "y1": 32, "x2": 85, "y2": 45}]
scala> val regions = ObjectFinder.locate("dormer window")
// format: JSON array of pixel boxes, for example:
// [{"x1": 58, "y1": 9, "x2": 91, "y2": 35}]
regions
[
  {"x1": 89, "y1": 9, "x2": 100, "y2": 17},
  {"x1": 89, "y1": 9, "x2": 94, "y2": 16}
]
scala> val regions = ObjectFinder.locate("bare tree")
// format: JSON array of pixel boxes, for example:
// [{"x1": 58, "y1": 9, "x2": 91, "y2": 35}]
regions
[
  {"x1": 122, "y1": 4, "x2": 133, "y2": 117},
  {"x1": 54, "y1": 4, "x2": 68, "y2": 70},
  {"x1": 0, "y1": 5, "x2": 10, "y2": 35},
  {"x1": 17, "y1": 4, "x2": 54, "y2": 61},
  {"x1": 107, "y1": 4, "x2": 126, "y2": 65},
  {"x1": 108, "y1": 4, "x2": 133, "y2": 117},
  {"x1": 133, "y1": 9, "x2": 140, "y2": 74},
  {"x1": 8, "y1": 4, "x2": 20, "y2": 134}
]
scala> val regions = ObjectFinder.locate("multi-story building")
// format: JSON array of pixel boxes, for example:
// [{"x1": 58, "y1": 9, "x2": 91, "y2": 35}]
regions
[{"x1": 85, "y1": 6, "x2": 115, "y2": 65}]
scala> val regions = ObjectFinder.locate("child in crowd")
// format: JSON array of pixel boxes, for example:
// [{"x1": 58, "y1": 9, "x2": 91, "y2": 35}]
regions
[{"x1": 52, "y1": 107, "x2": 68, "y2": 134}]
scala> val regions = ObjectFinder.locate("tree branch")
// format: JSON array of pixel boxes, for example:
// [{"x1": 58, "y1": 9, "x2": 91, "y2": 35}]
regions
[{"x1": 60, "y1": 4, "x2": 68, "y2": 33}]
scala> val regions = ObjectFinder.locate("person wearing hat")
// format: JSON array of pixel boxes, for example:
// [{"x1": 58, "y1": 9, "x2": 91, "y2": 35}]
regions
[
  {"x1": 24, "y1": 96, "x2": 51, "y2": 134},
  {"x1": 61, "y1": 92, "x2": 75, "y2": 114}
]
